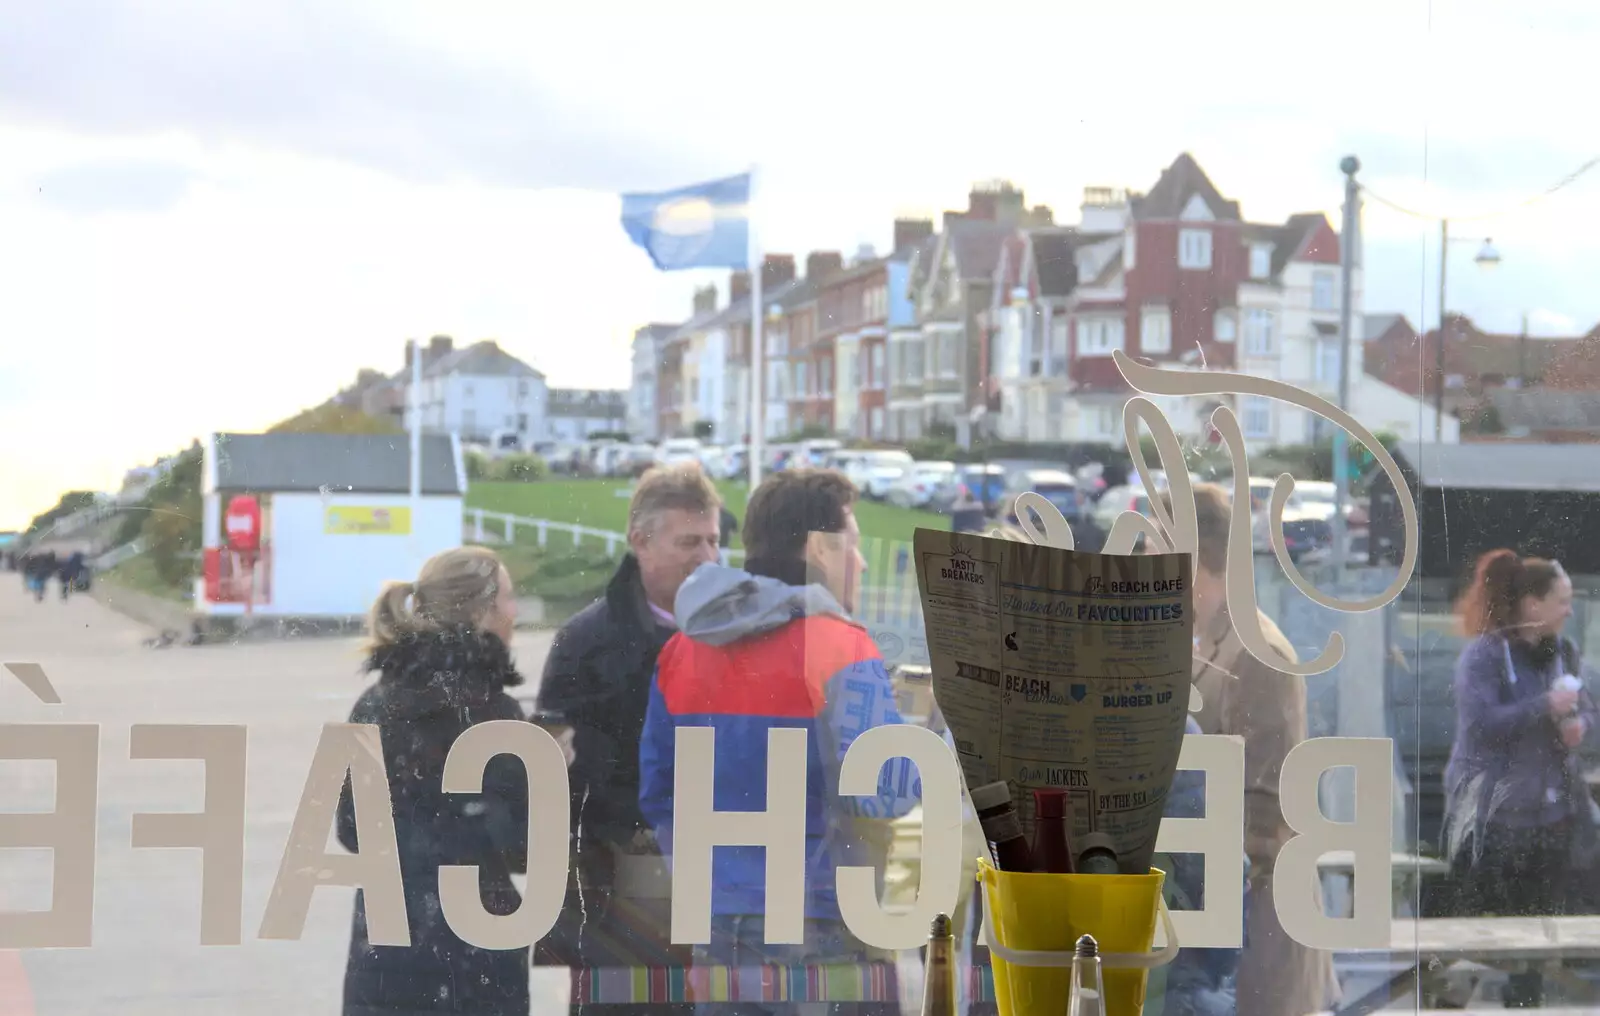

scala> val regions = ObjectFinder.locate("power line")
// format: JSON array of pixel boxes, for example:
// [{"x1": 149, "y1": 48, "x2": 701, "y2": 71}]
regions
[{"x1": 1359, "y1": 153, "x2": 1600, "y2": 224}]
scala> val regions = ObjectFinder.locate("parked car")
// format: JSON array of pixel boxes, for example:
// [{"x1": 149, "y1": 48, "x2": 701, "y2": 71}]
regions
[
  {"x1": 885, "y1": 461, "x2": 957, "y2": 509},
  {"x1": 1287, "y1": 480, "x2": 1370, "y2": 528},
  {"x1": 1091, "y1": 484, "x2": 1155, "y2": 534},
  {"x1": 833, "y1": 449, "x2": 914, "y2": 499},
  {"x1": 655, "y1": 438, "x2": 703, "y2": 468},
  {"x1": 793, "y1": 438, "x2": 843, "y2": 468},
  {"x1": 1246, "y1": 477, "x2": 1334, "y2": 559},
  {"x1": 997, "y1": 469, "x2": 1085, "y2": 528},
  {"x1": 930, "y1": 464, "x2": 1007, "y2": 513}
]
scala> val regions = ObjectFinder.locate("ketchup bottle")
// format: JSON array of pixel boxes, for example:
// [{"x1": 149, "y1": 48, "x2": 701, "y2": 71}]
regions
[{"x1": 1031, "y1": 788, "x2": 1075, "y2": 874}]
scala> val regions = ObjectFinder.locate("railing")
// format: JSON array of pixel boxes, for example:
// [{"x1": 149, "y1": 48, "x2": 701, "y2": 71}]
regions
[
  {"x1": 466, "y1": 509, "x2": 745, "y2": 564},
  {"x1": 91, "y1": 538, "x2": 148, "y2": 571}
]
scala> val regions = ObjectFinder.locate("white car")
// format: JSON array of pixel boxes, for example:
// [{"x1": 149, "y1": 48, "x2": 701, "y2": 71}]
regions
[
  {"x1": 885, "y1": 461, "x2": 957, "y2": 509},
  {"x1": 655, "y1": 438, "x2": 703, "y2": 468},
  {"x1": 836, "y1": 450, "x2": 914, "y2": 499}
]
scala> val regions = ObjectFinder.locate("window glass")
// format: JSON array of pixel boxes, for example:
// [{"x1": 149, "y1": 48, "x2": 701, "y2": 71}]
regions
[{"x1": 9, "y1": 12, "x2": 1595, "y2": 1016}]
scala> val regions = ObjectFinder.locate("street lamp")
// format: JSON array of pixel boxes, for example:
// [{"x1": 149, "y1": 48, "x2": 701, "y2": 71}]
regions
[
  {"x1": 1434, "y1": 222, "x2": 1503, "y2": 442},
  {"x1": 1332, "y1": 156, "x2": 1361, "y2": 575}
]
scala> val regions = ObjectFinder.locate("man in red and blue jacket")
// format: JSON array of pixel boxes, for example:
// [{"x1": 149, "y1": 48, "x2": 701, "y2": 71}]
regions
[{"x1": 639, "y1": 470, "x2": 919, "y2": 1010}]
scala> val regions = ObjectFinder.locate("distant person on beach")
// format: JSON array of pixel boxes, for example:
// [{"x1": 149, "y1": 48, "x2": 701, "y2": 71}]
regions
[{"x1": 336, "y1": 545, "x2": 529, "y2": 1016}]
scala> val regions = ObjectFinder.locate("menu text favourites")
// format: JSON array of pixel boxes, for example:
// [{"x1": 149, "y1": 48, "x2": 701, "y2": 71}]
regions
[{"x1": 1002, "y1": 593, "x2": 1185, "y2": 625}]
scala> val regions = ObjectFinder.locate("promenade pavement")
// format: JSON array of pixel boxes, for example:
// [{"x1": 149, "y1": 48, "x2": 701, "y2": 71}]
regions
[{"x1": 0, "y1": 576, "x2": 568, "y2": 1015}]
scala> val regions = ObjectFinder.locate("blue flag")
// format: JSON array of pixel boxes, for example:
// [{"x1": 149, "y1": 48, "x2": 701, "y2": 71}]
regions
[{"x1": 620, "y1": 173, "x2": 751, "y2": 271}]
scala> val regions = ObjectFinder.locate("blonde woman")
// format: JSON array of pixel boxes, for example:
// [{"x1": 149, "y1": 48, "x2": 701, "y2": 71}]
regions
[{"x1": 336, "y1": 546, "x2": 530, "y2": 1016}]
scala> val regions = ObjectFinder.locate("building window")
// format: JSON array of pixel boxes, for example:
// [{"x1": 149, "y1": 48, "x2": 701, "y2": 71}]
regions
[
  {"x1": 1312, "y1": 270, "x2": 1336, "y2": 311},
  {"x1": 1140, "y1": 306, "x2": 1172, "y2": 354},
  {"x1": 1214, "y1": 309, "x2": 1237, "y2": 343},
  {"x1": 1178, "y1": 229, "x2": 1212, "y2": 270},
  {"x1": 1445, "y1": 373, "x2": 1466, "y2": 390},
  {"x1": 939, "y1": 334, "x2": 959, "y2": 378},
  {"x1": 1077, "y1": 317, "x2": 1125, "y2": 357},
  {"x1": 1095, "y1": 406, "x2": 1118, "y2": 437},
  {"x1": 1250, "y1": 244, "x2": 1272, "y2": 280},
  {"x1": 870, "y1": 406, "x2": 885, "y2": 437},
  {"x1": 871, "y1": 343, "x2": 886, "y2": 387},
  {"x1": 795, "y1": 361, "x2": 808, "y2": 395},
  {"x1": 1244, "y1": 309, "x2": 1276, "y2": 355},
  {"x1": 910, "y1": 339, "x2": 925, "y2": 380},
  {"x1": 517, "y1": 380, "x2": 529, "y2": 397},
  {"x1": 1316, "y1": 337, "x2": 1342, "y2": 386},
  {"x1": 1242, "y1": 396, "x2": 1271, "y2": 438},
  {"x1": 822, "y1": 358, "x2": 834, "y2": 395}
]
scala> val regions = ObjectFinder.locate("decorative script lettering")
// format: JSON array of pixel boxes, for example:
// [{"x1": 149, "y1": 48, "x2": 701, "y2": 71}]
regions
[{"x1": 1005, "y1": 352, "x2": 1420, "y2": 677}]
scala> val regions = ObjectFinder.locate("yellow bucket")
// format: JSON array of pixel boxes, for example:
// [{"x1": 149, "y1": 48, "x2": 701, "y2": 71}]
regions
[{"x1": 979, "y1": 859, "x2": 1176, "y2": 1016}]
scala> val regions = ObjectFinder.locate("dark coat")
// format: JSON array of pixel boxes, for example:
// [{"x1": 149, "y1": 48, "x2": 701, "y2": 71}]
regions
[
  {"x1": 532, "y1": 554, "x2": 679, "y2": 969},
  {"x1": 337, "y1": 628, "x2": 531, "y2": 1016}
]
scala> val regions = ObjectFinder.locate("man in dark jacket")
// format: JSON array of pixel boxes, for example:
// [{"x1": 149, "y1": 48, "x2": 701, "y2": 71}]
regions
[{"x1": 533, "y1": 464, "x2": 723, "y2": 1007}]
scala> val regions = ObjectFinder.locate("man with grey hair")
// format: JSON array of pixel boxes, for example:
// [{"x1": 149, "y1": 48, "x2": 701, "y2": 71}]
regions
[{"x1": 533, "y1": 464, "x2": 723, "y2": 1012}]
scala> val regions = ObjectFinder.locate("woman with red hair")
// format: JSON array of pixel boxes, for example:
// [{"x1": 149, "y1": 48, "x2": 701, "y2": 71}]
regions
[{"x1": 1443, "y1": 549, "x2": 1595, "y2": 917}]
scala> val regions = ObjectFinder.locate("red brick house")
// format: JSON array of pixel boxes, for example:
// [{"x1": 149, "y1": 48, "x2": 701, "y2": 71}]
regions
[{"x1": 1365, "y1": 312, "x2": 1590, "y2": 421}]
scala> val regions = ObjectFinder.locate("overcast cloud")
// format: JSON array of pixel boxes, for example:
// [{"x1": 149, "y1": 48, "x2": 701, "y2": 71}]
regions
[{"x1": 3, "y1": 0, "x2": 1600, "y2": 527}]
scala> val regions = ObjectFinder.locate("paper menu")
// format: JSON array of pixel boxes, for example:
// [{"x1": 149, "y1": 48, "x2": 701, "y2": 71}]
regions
[{"x1": 911, "y1": 528, "x2": 1193, "y2": 875}]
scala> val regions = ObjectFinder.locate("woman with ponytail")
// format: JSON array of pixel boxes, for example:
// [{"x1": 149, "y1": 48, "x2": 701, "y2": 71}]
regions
[
  {"x1": 336, "y1": 546, "x2": 531, "y2": 1016},
  {"x1": 1443, "y1": 548, "x2": 1595, "y2": 918}
]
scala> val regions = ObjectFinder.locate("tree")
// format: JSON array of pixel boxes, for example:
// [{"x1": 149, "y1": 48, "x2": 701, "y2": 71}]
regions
[{"x1": 268, "y1": 404, "x2": 400, "y2": 435}]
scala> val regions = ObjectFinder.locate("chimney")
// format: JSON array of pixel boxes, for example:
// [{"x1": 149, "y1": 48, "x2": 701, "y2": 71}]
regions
[
  {"x1": 1080, "y1": 187, "x2": 1129, "y2": 232},
  {"x1": 692, "y1": 285, "x2": 718, "y2": 315},
  {"x1": 894, "y1": 218, "x2": 934, "y2": 253},
  {"x1": 966, "y1": 180, "x2": 1026, "y2": 223},
  {"x1": 806, "y1": 251, "x2": 844, "y2": 280},
  {"x1": 729, "y1": 271, "x2": 752, "y2": 304},
  {"x1": 426, "y1": 335, "x2": 453, "y2": 365},
  {"x1": 762, "y1": 253, "x2": 797, "y2": 291}
]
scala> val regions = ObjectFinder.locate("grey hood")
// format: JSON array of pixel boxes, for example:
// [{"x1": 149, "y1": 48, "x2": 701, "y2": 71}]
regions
[{"x1": 673, "y1": 562, "x2": 849, "y2": 647}]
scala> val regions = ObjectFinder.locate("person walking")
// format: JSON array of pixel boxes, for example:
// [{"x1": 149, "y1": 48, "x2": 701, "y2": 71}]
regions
[
  {"x1": 336, "y1": 545, "x2": 530, "y2": 1016},
  {"x1": 1442, "y1": 551, "x2": 1595, "y2": 919},
  {"x1": 1170, "y1": 483, "x2": 1335, "y2": 1016},
  {"x1": 532, "y1": 465, "x2": 723, "y2": 1010},
  {"x1": 58, "y1": 551, "x2": 84, "y2": 601},
  {"x1": 638, "y1": 468, "x2": 918, "y2": 1016}
]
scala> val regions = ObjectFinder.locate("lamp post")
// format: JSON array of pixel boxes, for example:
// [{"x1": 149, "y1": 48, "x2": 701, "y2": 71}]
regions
[
  {"x1": 1433, "y1": 222, "x2": 1502, "y2": 441},
  {"x1": 1331, "y1": 156, "x2": 1361, "y2": 575}
]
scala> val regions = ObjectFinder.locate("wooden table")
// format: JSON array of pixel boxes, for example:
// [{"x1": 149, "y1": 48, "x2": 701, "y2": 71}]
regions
[
  {"x1": 1318, "y1": 851, "x2": 1451, "y2": 919},
  {"x1": 1336, "y1": 917, "x2": 1600, "y2": 1014}
]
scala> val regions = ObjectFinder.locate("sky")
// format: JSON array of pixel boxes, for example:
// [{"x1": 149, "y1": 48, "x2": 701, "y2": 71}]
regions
[{"x1": 2, "y1": 0, "x2": 1599, "y2": 529}]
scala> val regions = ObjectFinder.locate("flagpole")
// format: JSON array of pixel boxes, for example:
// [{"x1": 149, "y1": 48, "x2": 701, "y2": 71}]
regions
[
  {"x1": 409, "y1": 337, "x2": 423, "y2": 565},
  {"x1": 747, "y1": 164, "x2": 765, "y2": 492}
]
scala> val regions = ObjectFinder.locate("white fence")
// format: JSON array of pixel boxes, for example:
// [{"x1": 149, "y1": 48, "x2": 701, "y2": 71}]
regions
[
  {"x1": 465, "y1": 509, "x2": 745, "y2": 563},
  {"x1": 91, "y1": 538, "x2": 148, "y2": 571}
]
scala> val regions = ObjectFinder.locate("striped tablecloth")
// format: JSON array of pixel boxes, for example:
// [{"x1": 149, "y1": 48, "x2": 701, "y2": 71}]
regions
[{"x1": 571, "y1": 961, "x2": 998, "y2": 1005}]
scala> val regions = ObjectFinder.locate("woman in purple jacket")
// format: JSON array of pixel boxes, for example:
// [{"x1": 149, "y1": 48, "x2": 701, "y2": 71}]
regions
[{"x1": 1442, "y1": 549, "x2": 1595, "y2": 917}]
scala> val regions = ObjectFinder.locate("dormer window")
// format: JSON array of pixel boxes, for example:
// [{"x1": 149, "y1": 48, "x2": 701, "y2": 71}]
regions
[
  {"x1": 1250, "y1": 243, "x2": 1273, "y2": 280},
  {"x1": 1178, "y1": 229, "x2": 1212, "y2": 271}
]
